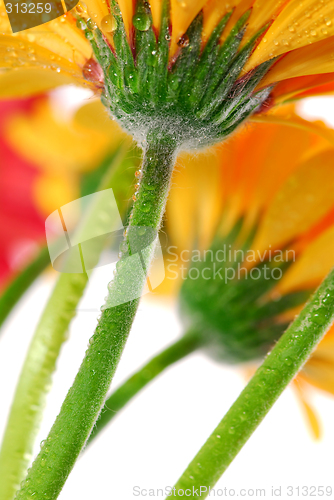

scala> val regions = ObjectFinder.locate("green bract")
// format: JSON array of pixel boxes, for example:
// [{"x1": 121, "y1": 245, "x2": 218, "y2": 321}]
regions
[
  {"x1": 178, "y1": 222, "x2": 311, "y2": 363},
  {"x1": 88, "y1": 0, "x2": 274, "y2": 149}
]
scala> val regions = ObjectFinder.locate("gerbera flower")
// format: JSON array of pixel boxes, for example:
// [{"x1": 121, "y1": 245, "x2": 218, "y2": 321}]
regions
[{"x1": 1, "y1": 0, "x2": 334, "y2": 144}]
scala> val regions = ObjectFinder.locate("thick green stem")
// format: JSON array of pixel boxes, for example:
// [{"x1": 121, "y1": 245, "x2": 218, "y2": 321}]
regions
[
  {"x1": 16, "y1": 134, "x2": 177, "y2": 499},
  {"x1": 172, "y1": 268, "x2": 334, "y2": 499},
  {"x1": 0, "y1": 247, "x2": 50, "y2": 330},
  {"x1": 87, "y1": 329, "x2": 203, "y2": 446},
  {"x1": 0, "y1": 146, "x2": 126, "y2": 500}
]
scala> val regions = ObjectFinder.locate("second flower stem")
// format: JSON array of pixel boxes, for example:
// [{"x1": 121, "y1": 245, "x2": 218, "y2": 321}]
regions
[
  {"x1": 16, "y1": 133, "x2": 177, "y2": 500},
  {"x1": 172, "y1": 267, "x2": 334, "y2": 499}
]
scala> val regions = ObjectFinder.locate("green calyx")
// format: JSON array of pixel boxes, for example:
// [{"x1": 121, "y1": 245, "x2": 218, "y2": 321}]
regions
[
  {"x1": 178, "y1": 221, "x2": 311, "y2": 364},
  {"x1": 88, "y1": 0, "x2": 275, "y2": 149}
]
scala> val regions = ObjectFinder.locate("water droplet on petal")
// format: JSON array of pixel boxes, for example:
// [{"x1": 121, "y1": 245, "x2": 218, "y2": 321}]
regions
[
  {"x1": 101, "y1": 14, "x2": 117, "y2": 33},
  {"x1": 177, "y1": 34, "x2": 189, "y2": 47}
]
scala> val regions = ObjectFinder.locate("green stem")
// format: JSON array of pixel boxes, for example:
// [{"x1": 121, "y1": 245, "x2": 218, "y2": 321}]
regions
[
  {"x1": 16, "y1": 134, "x2": 177, "y2": 499},
  {"x1": 0, "y1": 247, "x2": 50, "y2": 330},
  {"x1": 172, "y1": 268, "x2": 334, "y2": 499},
  {"x1": 0, "y1": 146, "x2": 126, "y2": 500},
  {"x1": 87, "y1": 329, "x2": 203, "y2": 446}
]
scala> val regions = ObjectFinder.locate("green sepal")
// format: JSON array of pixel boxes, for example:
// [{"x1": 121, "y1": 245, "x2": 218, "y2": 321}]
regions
[
  {"x1": 94, "y1": 2, "x2": 275, "y2": 149},
  {"x1": 152, "y1": 0, "x2": 170, "y2": 102},
  {"x1": 91, "y1": 30, "x2": 122, "y2": 103},
  {"x1": 167, "y1": 11, "x2": 203, "y2": 101},
  {"x1": 112, "y1": 0, "x2": 139, "y2": 95},
  {"x1": 134, "y1": 0, "x2": 157, "y2": 99},
  {"x1": 213, "y1": 59, "x2": 275, "y2": 126},
  {"x1": 188, "y1": 10, "x2": 233, "y2": 108},
  {"x1": 218, "y1": 86, "x2": 273, "y2": 134},
  {"x1": 178, "y1": 221, "x2": 313, "y2": 363},
  {"x1": 197, "y1": 10, "x2": 251, "y2": 114},
  {"x1": 198, "y1": 21, "x2": 269, "y2": 120}
]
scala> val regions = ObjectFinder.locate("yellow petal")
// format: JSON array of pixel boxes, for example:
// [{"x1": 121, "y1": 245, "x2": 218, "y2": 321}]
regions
[
  {"x1": 117, "y1": 0, "x2": 134, "y2": 38},
  {"x1": 73, "y1": 98, "x2": 129, "y2": 140},
  {"x1": 276, "y1": 225, "x2": 334, "y2": 293},
  {"x1": 246, "y1": 0, "x2": 334, "y2": 72},
  {"x1": 0, "y1": 34, "x2": 87, "y2": 85},
  {"x1": 84, "y1": 0, "x2": 110, "y2": 37},
  {"x1": 0, "y1": 67, "x2": 85, "y2": 98},
  {"x1": 300, "y1": 326, "x2": 334, "y2": 396},
  {"x1": 5, "y1": 99, "x2": 112, "y2": 173},
  {"x1": 202, "y1": 0, "x2": 250, "y2": 43},
  {"x1": 242, "y1": 0, "x2": 287, "y2": 44},
  {"x1": 253, "y1": 148, "x2": 334, "y2": 253},
  {"x1": 292, "y1": 380, "x2": 322, "y2": 440},
  {"x1": 150, "y1": 0, "x2": 163, "y2": 32},
  {"x1": 170, "y1": 0, "x2": 207, "y2": 57},
  {"x1": 166, "y1": 146, "x2": 223, "y2": 252},
  {"x1": 260, "y1": 36, "x2": 334, "y2": 88},
  {"x1": 33, "y1": 173, "x2": 79, "y2": 216}
]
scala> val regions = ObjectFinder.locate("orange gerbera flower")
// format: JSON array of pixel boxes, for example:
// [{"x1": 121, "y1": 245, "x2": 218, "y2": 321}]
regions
[{"x1": 0, "y1": 0, "x2": 334, "y2": 126}]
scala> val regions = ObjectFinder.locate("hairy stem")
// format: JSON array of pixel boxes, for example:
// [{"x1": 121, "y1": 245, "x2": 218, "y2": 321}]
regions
[
  {"x1": 0, "y1": 246, "x2": 50, "y2": 330},
  {"x1": 16, "y1": 133, "x2": 177, "y2": 499},
  {"x1": 0, "y1": 146, "x2": 126, "y2": 500},
  {"x1": 172, "y1": 268, "x2": 334, "y2": 499},
  {"x1": 87, "y1": 329, "x2": 203, "y2": 446}
]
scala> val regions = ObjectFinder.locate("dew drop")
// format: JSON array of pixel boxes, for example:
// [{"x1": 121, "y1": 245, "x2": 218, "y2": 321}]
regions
[
  {"x1": 132, "y1": 12, "x2": 151, "y2": 31},
  {"x1": 85, "y1": 30, "x2": 94, "y2": 40},
  {"x1": 87, "y1": 18, "x2": 97, "y2": 29},
  {"x1": 140, "y1": 203, "x2": 151, "y2": 213},
  {"x1": 177, "y1": 34, "x2": 189, "y2": 47},
  {"x1": 76, "y1": 19, "x2": 87, "y2": 30},
  {"x1": 325, "y1": 17, "x2": 332, "y2": 26},
  {"x1": 310, "y1": 30, "x2": 317, "y2": 36},
  {"x1": 101, "y1": 14, "x2": 117, "y2": 33},
  {"x1": 76, "y1": 2, "x2": 87, "y2": 14}
]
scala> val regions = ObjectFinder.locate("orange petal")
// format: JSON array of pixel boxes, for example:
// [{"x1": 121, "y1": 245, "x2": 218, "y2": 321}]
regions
[
  {"x1": 292, "y1": 380, "x2": 322, "y2": 440},
  {"x1": 241, "y1": 0, "x2": 287, "y2": 46},
  {"x1": 250, "y1": 111, "x2": 334, "y2": 146},
  {"x1": 246, "y1": 0, "x2": 334, "y2": 72},
  {"x1": 272, "y1": 73, "x2": 334, "y2": 103},
  {"x1": 252, "y1": 148, "x2": 334, "y2": 253},
  {"x1": 259, "y1": 37, "x2": 334, "y2": 88},
  {"x1": 276, "y1": 224, "x2": 334, "y2": 294}
]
